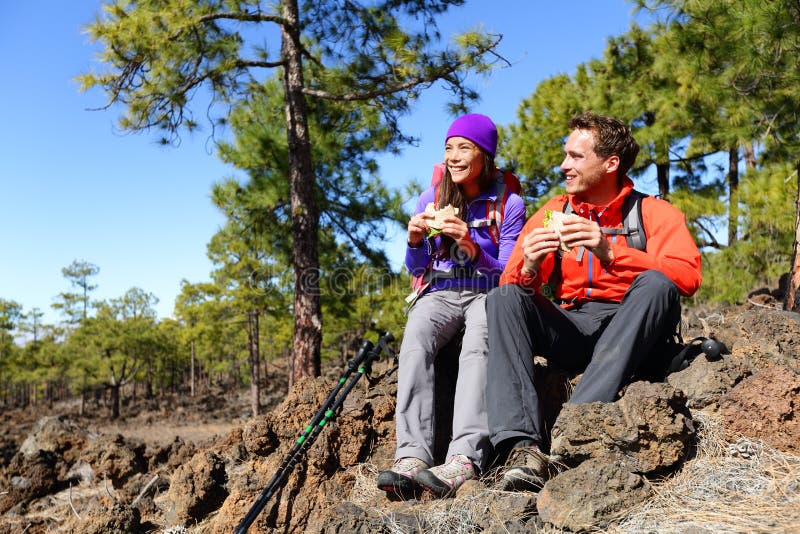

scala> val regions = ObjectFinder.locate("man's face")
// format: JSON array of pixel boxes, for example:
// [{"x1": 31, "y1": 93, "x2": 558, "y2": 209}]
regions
[{"x1": 560, "y1": 129, "x2": 617, "y2": 202}]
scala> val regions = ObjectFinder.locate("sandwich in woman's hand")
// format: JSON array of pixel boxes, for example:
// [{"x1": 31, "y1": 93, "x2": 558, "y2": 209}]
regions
[{"x1": 424, "y1": 203, "x2": 459, "y2": 237}]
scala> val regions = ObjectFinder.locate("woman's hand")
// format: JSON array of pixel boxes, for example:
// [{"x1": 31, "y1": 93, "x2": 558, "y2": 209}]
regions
[
  {"x1": 407, "y1": 212, "x2": 431, "y2": 247},
  {"x1": 438, "y1": 215, "x2": 480, "y2": 262}
]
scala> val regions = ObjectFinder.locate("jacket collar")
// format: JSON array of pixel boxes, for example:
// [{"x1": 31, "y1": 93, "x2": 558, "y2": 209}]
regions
[
  {"x1": 568, "y1": 176, "x2": 634, "y2": 219},
  {"x1": 467, "y1": 180, "x2": 501, "y2": 204}
]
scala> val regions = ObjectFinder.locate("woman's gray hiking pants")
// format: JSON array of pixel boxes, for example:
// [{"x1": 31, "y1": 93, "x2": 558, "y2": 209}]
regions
[{"x1": 395, "y1": 287, "x2": 491, "y2": 470}]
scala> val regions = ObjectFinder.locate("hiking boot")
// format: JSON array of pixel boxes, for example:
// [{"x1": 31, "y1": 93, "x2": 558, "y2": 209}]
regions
[
  {"x1": 494, "y1": 445, "x2": 551, "y2": 492},
  {"x1": 414, "y1": 454, "x2": 476, "y2": 498},
  {"x1": 376, "y1": 457, "x2": 429, "y2": 496},
  {"x1": 549, "y1": 426, "x2": 566, "y2": 462}
]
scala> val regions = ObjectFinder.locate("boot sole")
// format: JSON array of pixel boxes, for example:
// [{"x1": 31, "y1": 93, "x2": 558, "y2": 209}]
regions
[
  {"x1": 376, "y1": 470, "x2": 424, "y2": 498},
  {"x1": 413, "y1": 470, "x2": 456, "y2": 498}
]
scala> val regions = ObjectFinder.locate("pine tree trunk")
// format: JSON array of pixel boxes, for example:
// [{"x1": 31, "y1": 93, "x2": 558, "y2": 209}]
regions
[
  {"x1": 247, "y1": 310, "x2": 261, "y2": 417},
  {"x1": 145, "y1": 367, "x2": 154, "y2": 398},
  {"x1": 110, "y1": 384, "x2": 121, "y2": 420},
  {"x1": 657, "y1": 161, "x2": 670, "y2": 199},
  {"x1": 728, "y1": 147, "x2": 740, "y2": 246},
  {"x1": 282, "y1": 0, "x2": 322, "y2": 384},
  {"x1": 190, "y1": 339, "x2": 196, "y2": 398},
  {"x1": 785, "y1": 160, "x2": 800, "y2": 312},
  {"x1": 743, "y1": 143, "x2": 757, "y2": 169}
]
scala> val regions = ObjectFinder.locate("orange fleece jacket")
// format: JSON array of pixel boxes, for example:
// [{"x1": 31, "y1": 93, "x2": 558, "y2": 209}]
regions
[{"x1": 500, "y1": 178, "x2": 702, "y2": 305}]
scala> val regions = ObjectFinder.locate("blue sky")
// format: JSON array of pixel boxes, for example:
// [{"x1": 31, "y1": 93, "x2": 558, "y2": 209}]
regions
[{"x1": 0, "y1": 1, "x2": 649, "y2": 324}]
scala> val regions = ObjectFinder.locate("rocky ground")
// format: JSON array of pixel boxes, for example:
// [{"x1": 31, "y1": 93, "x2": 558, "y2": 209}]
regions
[{"x1": 1, "y1": 291, "x2": 799, "y2": 533}]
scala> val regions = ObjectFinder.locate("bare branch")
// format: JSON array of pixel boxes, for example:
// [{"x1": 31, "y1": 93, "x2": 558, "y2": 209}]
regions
[
  {"x1": 302, "y1": 77, "x2": 431, "y2": 101},
  {"x1": 747, "y1": 297, "x2": 782, "y2": 310},
  {"x1": 104, "y1": 476, "x2": 118, "y2": 502},
  {"x1": 323, "y1": 209, "x2": 386, "y2": 261},
  {"x1": 132, "y1": 474, "x2": 160, "y2": 506},
  {"x1": 300, "y1": 46, "x2": 324, "y2": 67},
  {"x1": 693, "y1": 217, "x2": 725, "y2": 249},
  {"x1": 668, "y1": 148, "x2": 719, "y2": 164},
  {"x1": 69, "y1": 483, "x2": 82, "y2": 520},
  {"x1": 234, "y1": 59, "x2": 285, "y2": 69}
]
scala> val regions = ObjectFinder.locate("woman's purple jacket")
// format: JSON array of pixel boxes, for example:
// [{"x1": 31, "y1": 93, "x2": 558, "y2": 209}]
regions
[{"x1": 405, "y1": 183, "x2": 525, "y2": 292}]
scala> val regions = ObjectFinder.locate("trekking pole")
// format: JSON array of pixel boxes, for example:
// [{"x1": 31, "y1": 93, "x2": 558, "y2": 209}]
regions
[{"x1": 234, "y1": 331, "x2": 395, "y2": 534}]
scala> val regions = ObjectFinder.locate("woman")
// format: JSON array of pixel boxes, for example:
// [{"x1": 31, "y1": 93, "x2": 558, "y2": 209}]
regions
[{"x1": 377, "y1": 114, "x2": 525, "y2": 497}]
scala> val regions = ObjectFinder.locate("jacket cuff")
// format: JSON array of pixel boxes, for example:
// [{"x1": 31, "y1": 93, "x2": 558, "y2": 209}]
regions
[{"x1": 519, "y1": 269, "x2": 539, "y2": 289}]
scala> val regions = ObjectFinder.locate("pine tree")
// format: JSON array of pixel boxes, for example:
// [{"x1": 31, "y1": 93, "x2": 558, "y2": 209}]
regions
[
  {"x1": 502, "y1": 74, "x2": 585, "y2": 203},
  {"x1": 79, "y1": 0, "x2": 504, "y2": 381},
  {"x1": 635, "y1": 0, "x2": 800, "y2": 305},
  {"x1": 52, "y1": 260, "x2": 99, "y2": 325},
  {"x1": 70, "y1": 288, "x2": 160, "y2": 419}
]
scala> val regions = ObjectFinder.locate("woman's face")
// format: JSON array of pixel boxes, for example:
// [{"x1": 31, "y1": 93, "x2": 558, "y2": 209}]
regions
[{"x1": 444, "y1": 136, "x2": 484, "y2": 185}]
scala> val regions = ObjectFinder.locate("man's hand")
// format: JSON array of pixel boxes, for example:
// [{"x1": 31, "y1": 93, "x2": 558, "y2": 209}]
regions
[
  {"x1": 560, "y1": 217, "x2": 615, "y2": 265},
  {"x1": 520, "y1": 227, "x2": 561, "y2": 275}
]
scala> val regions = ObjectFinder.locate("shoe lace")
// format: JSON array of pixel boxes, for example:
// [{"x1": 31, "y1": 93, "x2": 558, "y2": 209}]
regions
[
  {"x1": 393, "y1": 457, "x2": 427, "y2": 474},
  {"x1": 432, "y1": 455, "x2": 474, "y2": 479},
  {"x1": 506, "y1": 446, "x2": 545, "y2": 470}
]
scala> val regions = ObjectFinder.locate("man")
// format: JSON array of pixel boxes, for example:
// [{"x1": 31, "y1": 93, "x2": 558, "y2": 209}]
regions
[{"x1": 487, "y1": 111, "x2": 702, "y2": 491}]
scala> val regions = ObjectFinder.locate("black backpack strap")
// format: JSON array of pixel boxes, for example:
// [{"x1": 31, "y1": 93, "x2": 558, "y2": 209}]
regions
[
  {"x1": 623, "y1": 190, "x2": 648, "y2": 251},
  {"x1": 599, "y1": 190, "x2": 647, "y2": 251},
  {"x1": 665, "y1": 337, "x2": 706, "y2": 374},
  {"x1": 563, "y1": 200, "x2": 587, "y2": 261}
]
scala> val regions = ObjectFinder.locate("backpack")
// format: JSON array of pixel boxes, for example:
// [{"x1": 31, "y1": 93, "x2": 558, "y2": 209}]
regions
[
  {"x1": 635, "y1": 334, "x2": 730, "y2": 382},
  {"x1": 406, "y1": 164, "x2": 522, "y2": 305}
]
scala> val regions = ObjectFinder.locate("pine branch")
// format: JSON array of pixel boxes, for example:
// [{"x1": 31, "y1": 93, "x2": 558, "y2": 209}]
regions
[
  {"x1": 196, "y1": 11, "x2": 286, "y2": 26},
  {"x1": 323, "y1": 209, "x2": 388, "y2": 264},
  {"x1": 302, "y1": 36, "x2": 505, "y2": 102},
  {"x1": 233, "y1": 59, "x2": 285, "y2": 69},
  {"x1": 695, "y1": 218, "x2": 723, "y2": 249}
]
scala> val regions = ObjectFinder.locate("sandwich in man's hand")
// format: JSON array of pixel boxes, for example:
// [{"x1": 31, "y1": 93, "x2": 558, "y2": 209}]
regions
[{"x1": 543, "y1": 210, "x2": 579, "y2": 252}]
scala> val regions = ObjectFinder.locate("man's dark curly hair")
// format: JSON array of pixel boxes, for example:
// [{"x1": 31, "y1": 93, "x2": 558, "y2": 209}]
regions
[{"x1": 568, "y1": 111, "x2": 640, "y2": 177}]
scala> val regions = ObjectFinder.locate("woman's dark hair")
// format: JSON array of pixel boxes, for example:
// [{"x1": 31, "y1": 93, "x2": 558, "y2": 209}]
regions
[
  {"x1": 433, "y1": 150, "x2": 495, "y2": 261},
  {"x1": 568, "y1": 111, "x2": 640, "y2": 178}
]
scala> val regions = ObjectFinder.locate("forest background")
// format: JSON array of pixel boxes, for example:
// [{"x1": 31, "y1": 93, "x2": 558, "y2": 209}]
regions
[{"x1": 1, "y1": 0, "x2": 798, "y2": 420}]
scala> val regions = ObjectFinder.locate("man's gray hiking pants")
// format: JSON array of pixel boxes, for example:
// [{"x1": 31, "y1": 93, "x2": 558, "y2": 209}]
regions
[
  {"x1": 395, "y1": 287, "x2": 491, "y2": 470},
  {"x1": 486, "y1": 269, "x2": 681, "y2": 449}
]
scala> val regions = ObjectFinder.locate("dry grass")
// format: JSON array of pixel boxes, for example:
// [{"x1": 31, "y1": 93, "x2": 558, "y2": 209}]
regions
[
  {"x1": 609, "y1": 411, "x2": 800, "y2": 534},
  {"x1": 346, "y1": 463, "x2": 384, "y2": 506},
  {"x1": 377, "y1": 494, "x2": 490, "y2": 534},
  {"x1": 347, "y1": 465, "x2": 544, "y2": 533},
  {"x1": 344, "y1": 411, "x2": 800, "y2": 533}
]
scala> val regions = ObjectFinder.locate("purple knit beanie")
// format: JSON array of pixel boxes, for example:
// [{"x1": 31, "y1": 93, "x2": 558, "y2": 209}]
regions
[{"x1": 445, "y1": 113, "x2": 498, "y2": 157}]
